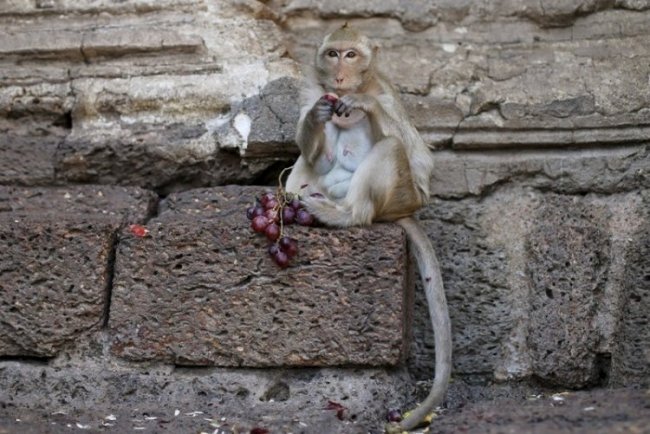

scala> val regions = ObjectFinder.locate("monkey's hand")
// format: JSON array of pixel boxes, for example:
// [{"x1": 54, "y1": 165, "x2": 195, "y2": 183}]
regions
[
  {"x1": 310, "y1": 95, "x2": 338, "y2": 124},
  {"x1": 334, "y1": 94, "x2": 378, "y2": 117}
]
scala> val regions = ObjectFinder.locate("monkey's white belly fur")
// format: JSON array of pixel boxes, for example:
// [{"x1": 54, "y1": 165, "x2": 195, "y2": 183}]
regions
[{"x1": 315, "y1": 109, "x2": 373, "y2": 199}]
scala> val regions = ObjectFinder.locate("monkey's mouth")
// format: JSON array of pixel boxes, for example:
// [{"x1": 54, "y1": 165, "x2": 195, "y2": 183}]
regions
[{"x1": 333, "y1": 83, "x2": 353, "y2": 94}]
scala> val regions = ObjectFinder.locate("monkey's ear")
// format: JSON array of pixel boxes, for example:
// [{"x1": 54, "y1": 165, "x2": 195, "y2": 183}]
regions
[{"x1": 372, "y1": 44, "x2": 380, "y2": 58}]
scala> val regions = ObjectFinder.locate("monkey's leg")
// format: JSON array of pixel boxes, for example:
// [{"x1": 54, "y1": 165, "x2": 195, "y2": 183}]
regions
[{"x1": 285, "y1": 156, "x2": 322, "y2": 196}]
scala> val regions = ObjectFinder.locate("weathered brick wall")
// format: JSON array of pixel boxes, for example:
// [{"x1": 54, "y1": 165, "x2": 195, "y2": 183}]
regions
[{"x1": 0, "y1": 0, "x2": 648, "y2": 406}]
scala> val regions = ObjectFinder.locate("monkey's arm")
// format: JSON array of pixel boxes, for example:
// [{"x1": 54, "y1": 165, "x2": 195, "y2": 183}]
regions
[{"x1": 296, "y1": 96, "x2": 337, "y2": 168}]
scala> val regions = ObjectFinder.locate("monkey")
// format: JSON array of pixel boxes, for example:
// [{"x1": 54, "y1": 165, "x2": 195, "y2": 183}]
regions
[{"x1": 285, "y1": 24, "x2": 452, "y2": 433}]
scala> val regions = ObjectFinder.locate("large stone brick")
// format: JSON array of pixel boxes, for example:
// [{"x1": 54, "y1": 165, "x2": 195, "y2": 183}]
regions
[
  {"x1": 110, "y1": 186, "x2": 410, "y2": 367},
  {"x1": 525, "y1": 196, "x2": 611, "y2": 387},
  {"x1": 0, "y1": 215, "x2": 119, "y2": 357},
  {"x1": 0, "y1": 186, "x2": 157, "y2": 357}
]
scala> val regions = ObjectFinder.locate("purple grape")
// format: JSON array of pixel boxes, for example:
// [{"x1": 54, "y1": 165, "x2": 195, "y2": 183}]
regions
[
  {"x1": 268, "y1": 243, "x2": 279, "y2": 256},
  {"x1": 247, "y1": 205, "x2": 264, "y2": 220},
  {"x1": 289, "y1": 197, "x2": 302, "y2": 211},
  {"x1": 273, "y1": 250, "x2": 290, "y2": 268},
  {"x1": 265, "y1": 223, "x2": 280, "y2": 241},
  {"x1": 279, "y1": 236, "x2": 298, "y2": 258},
  {"x1": 260, "y1": 192, "x2": 275, "y2": 207},
  {"x1": 296, "y1": 209, "x2": 314, "y2": 226},
  {"x1": 251, "y1": 215, "x2": 269, "y2": 233},
  {"x1": 265, "y1": 208, "x2": 280, "y2": 223},
  {"x1": 265, "y1": 198, "x2": 280, "y2": 211},
  {"x1": 281, "y1": 206, "x2": 296, "y2": 224}
]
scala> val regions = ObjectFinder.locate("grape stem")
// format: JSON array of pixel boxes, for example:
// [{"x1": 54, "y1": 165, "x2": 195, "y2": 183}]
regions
[{"x1": 275, "y1": 165, "x2": 295, "y2": 241}]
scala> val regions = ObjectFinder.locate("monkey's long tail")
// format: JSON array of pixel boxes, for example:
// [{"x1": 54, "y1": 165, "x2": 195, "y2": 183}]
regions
[{"x1": 388, "y1": 217, "x2": 452, "y2": 433}]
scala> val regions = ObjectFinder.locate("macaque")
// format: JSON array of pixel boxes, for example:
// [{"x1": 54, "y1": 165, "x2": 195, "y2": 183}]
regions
[{"x1": 285, "y1": 24, "x2": 452, "y2": 433}]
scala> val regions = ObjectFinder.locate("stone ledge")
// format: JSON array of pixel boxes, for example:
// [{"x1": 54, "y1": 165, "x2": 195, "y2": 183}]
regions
[
  {"x1": 81, "y1": 28, "x2": 204, "y2": 59},
  {"x1": 452, "y1": 126, "x2": 650, "y2": 149},
  {"x1": 109, "y1": 186, "x2": 410, "y2": 367},
  {"x1": 0, "y1": 361, "x2": 413, "y2": 433},
  {"x1": 0, "y1": 0, "x2": 205, "y2": 17},
  {"x1": 0, "y1": 185, "x2": 157, "y2": 224}
]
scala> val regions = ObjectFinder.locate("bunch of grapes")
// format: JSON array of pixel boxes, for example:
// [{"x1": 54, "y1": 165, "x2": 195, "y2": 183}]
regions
[{"x1": 246, "y1": 190, "x2": 315, "y2": 268}]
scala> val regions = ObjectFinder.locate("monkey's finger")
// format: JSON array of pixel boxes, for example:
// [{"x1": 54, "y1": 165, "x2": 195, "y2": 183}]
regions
[
  {"x1": 315, "y1": 106, "x2": 334, "y2": 123},
  {"x1": 333, "y1": 100, "x2": 343, "y2": 115},
  {"x1": 334, "y1": 101, "x2": 348, "y2": 116}
]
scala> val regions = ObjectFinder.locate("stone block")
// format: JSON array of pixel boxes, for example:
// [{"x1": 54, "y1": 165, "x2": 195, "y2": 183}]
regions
[
  {"x1": 525, "y1": 196, "x2": 611, "y2": 387},
  {"x1": 0, "y1": 185, "x2": 157, "y2": 358},
  {"x1": 0, "y1": 215, "x2": 119, "y2": 357},
  {"x1": 0, "y1": 134, "x2": 60, "y2": 185},
  {"x1": 213, "y1": 77, "x2": 301, "y2": 158},
  {"x1": 0, "y1": 0, "x2": 204, "y2": 16},
  {"x1": 611, "y1": 193, "x2": 650, "y2": 386},
  {"x1": 0, "y1": 80, "x2": 73, "y2": 122},
  {"x1": 110, "y1": 186, "x2": 410, "y2": 367},
  {"x1": 410, "y1": 200, "x2": 511, "y2": 378}
]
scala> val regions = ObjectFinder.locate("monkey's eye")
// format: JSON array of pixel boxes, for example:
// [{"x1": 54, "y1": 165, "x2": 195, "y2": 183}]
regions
[
  {"x1": 345, "y1": 51, "x2": 357, "y2": 58},
  {"x1": 327, "y1": 50, "x2": 338, "y2": 58}
]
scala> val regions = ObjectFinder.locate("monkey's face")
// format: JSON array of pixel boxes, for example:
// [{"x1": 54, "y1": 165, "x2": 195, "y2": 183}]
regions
[{"x1": 317, "y1": 42, "x2": 370, "y2": 93}]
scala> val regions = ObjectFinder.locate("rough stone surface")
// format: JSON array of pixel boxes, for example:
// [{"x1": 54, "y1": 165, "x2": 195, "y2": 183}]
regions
[
  {"x1": 411, "y1": 200, "x2": 512, "y2": 379},
  {"x1": 0, "y1": 215, "x2": 118, "y2": 357},
  {"x1": 214, "y1": 77, "x2": 301, "y2": 159},
  {"x1": 409, "y1": 187, "x2": 648, "y2": 388},
  {"x1": 0, "y1": 134, "x2": 62, "y2": 186},
  {"x1": 1, "y1": 358, "x2": 647, "y2": 434},
  {"x1": 611, "y1": 191, "x2": 650, "y2": 386},
  {"x1": 55, "y1": 123, "x2": 272, "y2": 193},
  {"x1": 0, "y1": 358, "x2": 413, "y2": 433},
  {"x1": 526, "y1": 196, "x2": 611, "y2": 387},
  {"x1": 110, "y1": 186, "x2": 410, "y2": 367},
  {"x1": 432, "y1": 387, "x2": 650, "y2": 434},
  {"x1": 0, "y1": 185, "x2": 157, "y2": 358},
  {"x1": 429, "y1": 145, "x2": 650, "y2": 199},
  {"x1": 3, "y1": 1, "x2": 650, "y2": 188}
]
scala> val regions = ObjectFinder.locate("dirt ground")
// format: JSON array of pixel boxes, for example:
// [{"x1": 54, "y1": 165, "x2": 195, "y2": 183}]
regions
[{"x1": 1, "y1": 386, "x2": 648, "y2": 434}]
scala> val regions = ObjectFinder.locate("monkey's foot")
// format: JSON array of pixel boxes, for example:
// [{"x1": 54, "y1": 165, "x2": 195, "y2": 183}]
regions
[
  {"x1": 384, "y1": 409, "x2": 437, "y2": 433},
  {"x1": 302, "y1": 195, "x2": 366, "y2": 227},
  {"x1": 384, "y1": 422, "x2": 406, "y2": 434}
]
